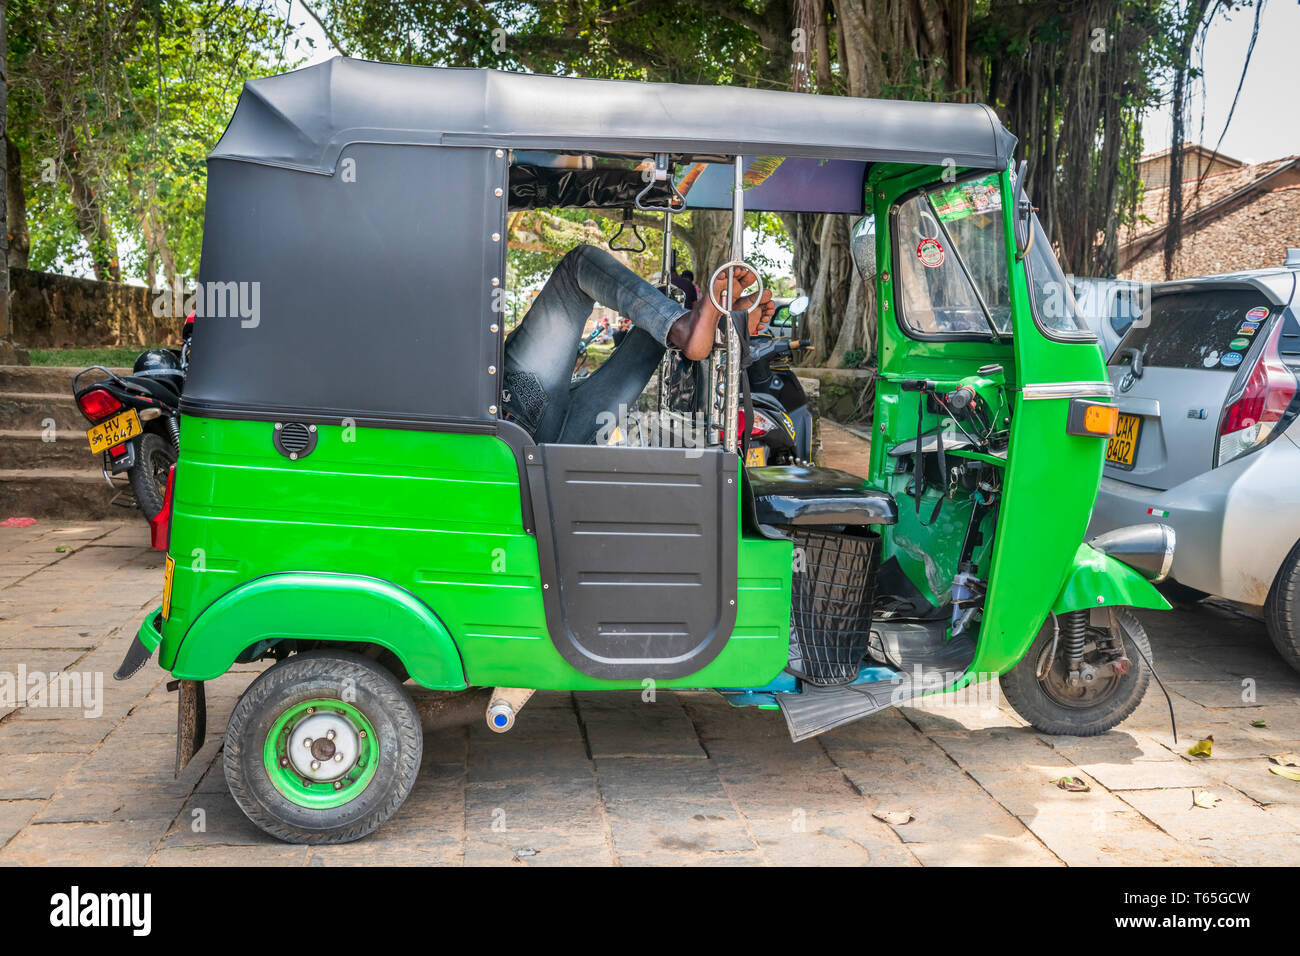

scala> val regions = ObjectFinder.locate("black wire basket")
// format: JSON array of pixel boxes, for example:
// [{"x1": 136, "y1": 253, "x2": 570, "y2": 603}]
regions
[{"x1": 787, "y1": 529, "x2": 880, "y2": 686}]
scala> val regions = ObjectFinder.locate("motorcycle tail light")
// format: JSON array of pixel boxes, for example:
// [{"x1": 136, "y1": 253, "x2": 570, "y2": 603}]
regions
[
  {"x1": 150, "y1": 466, "x2": 176, "y2": 552},
  {"x1": 1217, "y1": 321, "x2": 1298, "y2": 465},
  {"x1": 77, "y1": 388, "x2": 122, "y2": 422},
  {"x1": 750, "y1": 410, "x2": 778, "y2": 437}
]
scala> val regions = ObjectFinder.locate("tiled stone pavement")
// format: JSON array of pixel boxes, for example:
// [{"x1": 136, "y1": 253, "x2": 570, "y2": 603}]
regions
[{"x1": 1, "y1": 519, "x2": 1299, "y2": 866}]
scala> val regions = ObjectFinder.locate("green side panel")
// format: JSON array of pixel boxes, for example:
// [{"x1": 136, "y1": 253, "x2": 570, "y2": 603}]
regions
[
  {"x1": 1051, "y1": 544, "x2": 1173, "y2": 614},
  {"x1": 167, "y1": 572, "x2": 468, "y2": 688},
  {"x1": 162, "y1": 417, "x2": 790, "y2": 690}
]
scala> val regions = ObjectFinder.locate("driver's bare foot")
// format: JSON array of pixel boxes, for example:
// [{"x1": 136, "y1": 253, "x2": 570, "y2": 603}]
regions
[
  {"x1": 668, "y1": 266, "x2": 762, "y2": 361},
  {"x1": 738, "y1": 287, "x2": 776, "y2": 335}
]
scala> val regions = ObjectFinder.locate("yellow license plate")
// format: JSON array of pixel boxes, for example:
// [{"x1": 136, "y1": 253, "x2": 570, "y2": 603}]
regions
[
  {"x1": 162, "y1": 555, "x2": 175, "y2": 620},
  {"x1": 744, "y1": 445, "x2": 768, "y2": 467},
  {"x1": 87, "y1": 408, "x2": 142, "y2": 454},
  {"x1": 1105, "y1": 412, "x2": 1141, "y2": 467}
]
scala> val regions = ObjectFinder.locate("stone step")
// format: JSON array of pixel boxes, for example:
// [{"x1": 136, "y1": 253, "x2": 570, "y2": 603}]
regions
[
  {"x1": 0, "y1": 468, "x2": 138, "y2": 520},
  {"x1": 0, "y1": 365, "x2": 131, "y2": 393},
  {"x1": 0, "y1": 429, "x2": 102, "y2": 468},
  {"x1": 0, "y1": 391, "x2": 86, "y2": 431}
]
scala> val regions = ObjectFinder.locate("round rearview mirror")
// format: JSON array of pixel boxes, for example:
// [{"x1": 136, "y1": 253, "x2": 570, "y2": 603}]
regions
[
  {"x1": 788, "y1": 294, "x2": 810, "y2": 317},
  {"x1": 850, "y1": 215, "x2": 876, "y2": 282}
]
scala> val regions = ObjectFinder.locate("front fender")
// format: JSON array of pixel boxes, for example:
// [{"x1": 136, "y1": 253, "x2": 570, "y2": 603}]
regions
[
  {"x1": 1051, "y1": 543, "x2": 1172, "y2": 615},
  {"x1": 164, "y1": 572, "x2": 467, "y2": 690}
]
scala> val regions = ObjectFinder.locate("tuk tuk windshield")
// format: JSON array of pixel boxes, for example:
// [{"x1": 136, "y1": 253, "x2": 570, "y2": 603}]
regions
[
  {"x1": 896, "y1": 173, "x2": 1012, "y2": 338},
  {"x1": 1023, "y1": 213, "x2": 1092, "y2": 338}
]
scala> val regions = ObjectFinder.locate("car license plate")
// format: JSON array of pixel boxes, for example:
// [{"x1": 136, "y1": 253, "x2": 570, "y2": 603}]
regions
[
  {"x1": 744, "y1": 445, "x2": 768, "y2": 467},
  {"x1": 1105, "y1": 412, "x2": 1141, "y2": 468},
  {"x1": 162, "y1": 555, "x2": 175, "y2": 620},
  {"x1": 87, "y1": 409, "x2": 142, "y2": 455}
]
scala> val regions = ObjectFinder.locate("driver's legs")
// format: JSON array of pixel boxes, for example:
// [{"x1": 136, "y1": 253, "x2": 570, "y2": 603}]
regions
[
  {"x1": 557, "y1": 328, "x2": 665, "y2": 445},
  {"x1": 503, "y1": 245, "x2": 687, "y2": 442}
]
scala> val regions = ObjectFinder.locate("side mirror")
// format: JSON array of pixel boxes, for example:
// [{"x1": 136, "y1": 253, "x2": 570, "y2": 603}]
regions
[
  {"x1": 850, "y1": 215, "x2": 876, "y2": 282},
  {"x1": 1013, "y1": 161, "x2": 1034, "y2": 261},
  {"x1": 788, "y1": 294, "x2": 810, "y2": 317}
]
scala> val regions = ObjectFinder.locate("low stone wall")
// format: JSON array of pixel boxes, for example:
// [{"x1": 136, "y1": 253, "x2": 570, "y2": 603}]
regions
[{"x1": 10, "y1": 268, "x2": 181, "y2": 348}]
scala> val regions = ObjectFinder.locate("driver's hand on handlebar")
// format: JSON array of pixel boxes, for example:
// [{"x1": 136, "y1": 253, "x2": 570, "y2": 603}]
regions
[{"x1": 713, "y1": 265, "x2": 775, "y2": 335}]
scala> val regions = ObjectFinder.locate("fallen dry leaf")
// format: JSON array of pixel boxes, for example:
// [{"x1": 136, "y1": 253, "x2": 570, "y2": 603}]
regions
[
  {"x1": 1267, "y1": 753, "x2": 1299, "y2": 767},
  {"x1": 1054, "y1": 776, "x2": 1091, "y2": 792},
  {"x1": 872, "y1": 808, "x2": 915, "y2": 826},
  {"x1": 1186, "y1": 736, "x2": 1214, "y2": 758},
  {"x1": 1268, "y1": 766, "x2": 1300, "y2": 782},
  {"x1": 1192, "y1": 790, "x2": 1221, "y2": 809}
]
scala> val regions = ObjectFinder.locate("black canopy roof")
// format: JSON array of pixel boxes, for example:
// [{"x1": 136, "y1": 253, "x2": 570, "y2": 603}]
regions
[{"x1": 211, "y1": 57, "x2": 1016, "y2": 175}]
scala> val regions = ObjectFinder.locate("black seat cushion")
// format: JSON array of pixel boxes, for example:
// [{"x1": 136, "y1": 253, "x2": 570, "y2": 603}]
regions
[{"x1": 747, "y1": 464, "x2": 897, "y2": 527}]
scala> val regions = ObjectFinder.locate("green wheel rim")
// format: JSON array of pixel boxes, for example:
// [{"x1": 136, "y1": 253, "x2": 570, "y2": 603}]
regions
[{"x1": 263, "y1": 698, "x2": 379, "y2": 809}]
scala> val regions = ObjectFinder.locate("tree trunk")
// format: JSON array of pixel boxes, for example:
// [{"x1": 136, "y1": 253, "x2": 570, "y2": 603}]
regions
[
  {"x1": 6, "y1": 136, "x2": 27, "y2": 270},
  {"x1": 676, "y1": 209, "x2": 733, "y2": 285},
  {"x1": 0, "y1": 0, "x2": 13, "y2": 355}
]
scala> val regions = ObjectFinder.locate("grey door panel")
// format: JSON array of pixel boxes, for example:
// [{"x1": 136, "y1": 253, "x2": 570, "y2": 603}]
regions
[{"x1": 528, "y1": 444, "x2": 739, "y2": 680}]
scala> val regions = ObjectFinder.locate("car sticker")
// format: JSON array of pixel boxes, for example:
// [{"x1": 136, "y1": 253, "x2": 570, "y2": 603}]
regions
[
  {"x1": 1229, "y1": 337, "x2": 1250, "y2": 350},
  {"x1": 1202, "y1": 350, "x2": 1222, "y2": 368},
  {"x1": 916, "y1": 237, "x2": 945, "y2": 268},
  {"x1": 1220, "y1": 352, "x2": 1243, "y2": 368},
  {"x1": 1238, "y1": 321, "x2": 1260, "y2": 335},
  {"x1": 1245, "y1": 306, "x2": 1270, "y2": 320},
  {"x1": 1147, "y1": 508, "x2": 1170, "y2": 518}
]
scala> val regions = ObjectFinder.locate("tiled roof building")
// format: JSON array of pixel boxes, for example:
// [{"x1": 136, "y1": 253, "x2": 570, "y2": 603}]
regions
[{"x1": 1119, "y1": 145, "x2": 1300, "y2": 280}]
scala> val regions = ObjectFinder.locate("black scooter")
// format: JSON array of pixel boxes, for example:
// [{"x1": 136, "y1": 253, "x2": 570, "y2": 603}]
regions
[
  {"x1": 71, "y1": 318, "x2": 190, "y2": 523},
  {"x1": 745, "y1": 295, "x2": 814, "y2": 466}
]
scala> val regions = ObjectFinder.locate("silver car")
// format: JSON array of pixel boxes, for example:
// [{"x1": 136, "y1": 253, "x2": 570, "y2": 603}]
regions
[
  {"x1": 1072, "y1": 276, "x2": 1148, "y2": 359},
  {"x1": 1088, "y1": 258, "x2": 1300, "y2": 674}
]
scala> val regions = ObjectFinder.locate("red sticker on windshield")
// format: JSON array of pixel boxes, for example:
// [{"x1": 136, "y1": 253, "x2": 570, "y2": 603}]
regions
[{"x1": 917, "y1": 237, "x2": 945, "y2": 268}]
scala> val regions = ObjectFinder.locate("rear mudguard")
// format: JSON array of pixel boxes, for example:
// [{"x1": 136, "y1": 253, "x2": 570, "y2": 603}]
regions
[
  {"x1": 164, "y1": 572, "x2": 467, "y2": 689},
  {"x1": 1051, "y1": 543, "x2": 1172, "y2": 615}
]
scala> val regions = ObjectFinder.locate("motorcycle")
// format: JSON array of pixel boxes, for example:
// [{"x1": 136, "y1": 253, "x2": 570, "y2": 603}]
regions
[
  {"x1": 744, "y1": 295, "x2": 814, "y2": 467},
  {"x1": 71, "y1": 318, "x2": 190, "y2": 525}
]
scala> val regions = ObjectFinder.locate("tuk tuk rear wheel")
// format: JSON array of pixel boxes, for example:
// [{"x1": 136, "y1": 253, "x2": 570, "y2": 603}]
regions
[
  {"x1": 1000, "y1": 608, "x2": 1151, "y2": 736},
  {"x1": 224, "y1": 651, "x2": 422, "y2": 844}
]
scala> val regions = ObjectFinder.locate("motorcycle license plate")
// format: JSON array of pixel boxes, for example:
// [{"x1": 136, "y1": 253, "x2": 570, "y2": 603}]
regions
[
  {"x1": 744, "y1": 445, "x2": 768, "y2": 467},
  {"x1": 1104, "y1": 413, "x2": 1141, "y2": 468},
  {"x1": 87, "y1": 409, "x2": 142, "y2": 455}
]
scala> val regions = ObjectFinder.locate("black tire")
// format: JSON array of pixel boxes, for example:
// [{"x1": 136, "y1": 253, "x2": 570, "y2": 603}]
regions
[
  {"x1": 1000, "y1": 607, "x2": 1152, "y2": 736},
  {"x1": 1157, "y1": 578, "x2": 1209, "y2": 605},
  {"x1": 128, "y1": 431, "x2": 176, "y2": 521},
  {"x1": 224, "y1": 651, "x2": 422, "y2": 844},
  {"x1": 1264, "y1": 540, "x2": 1300, "y2": 675}
]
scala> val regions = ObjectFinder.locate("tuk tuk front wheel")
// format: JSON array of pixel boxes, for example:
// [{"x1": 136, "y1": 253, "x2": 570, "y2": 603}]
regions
[
  {"x1": 1000, "y1": 607, "x2": 1152, "y2": 736},
  {"x1": 224, "y1": 651, "x2": 422, "y2": 844}
]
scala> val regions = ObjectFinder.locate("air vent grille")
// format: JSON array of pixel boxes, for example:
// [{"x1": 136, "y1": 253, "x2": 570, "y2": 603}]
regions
[{"x1": 274, "y1": 422, "x2": 318, "y2": 459}]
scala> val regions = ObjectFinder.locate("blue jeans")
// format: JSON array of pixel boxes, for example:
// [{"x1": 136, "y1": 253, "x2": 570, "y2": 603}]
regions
[{"x1": 502, "y1": 245, "x2": 688, "y2": 444}]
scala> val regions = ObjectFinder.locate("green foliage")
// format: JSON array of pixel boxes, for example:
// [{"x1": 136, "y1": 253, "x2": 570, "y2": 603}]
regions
[{"x1": 9, "y1": 0, "x2": 302, "y2": 283}]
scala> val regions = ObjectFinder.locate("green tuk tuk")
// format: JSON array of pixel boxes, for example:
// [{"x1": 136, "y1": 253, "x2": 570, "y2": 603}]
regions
[{"x1": 119, "y1": 58, "x2": 1174, "y2": 843}]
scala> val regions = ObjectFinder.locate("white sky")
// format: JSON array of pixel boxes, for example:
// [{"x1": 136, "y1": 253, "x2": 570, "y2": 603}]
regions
[{"x1": 1141, "y1": 0, "x2": 1300, "y2": 163}]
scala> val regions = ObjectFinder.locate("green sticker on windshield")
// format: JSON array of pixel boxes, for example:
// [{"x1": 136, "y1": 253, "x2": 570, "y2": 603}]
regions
[
  {"x1": 930, "y1": 174, "x2": 1002, "y2": 222},
  {"x1": 1229, "y1": 337, "x2": 1249, "y2": 350}
]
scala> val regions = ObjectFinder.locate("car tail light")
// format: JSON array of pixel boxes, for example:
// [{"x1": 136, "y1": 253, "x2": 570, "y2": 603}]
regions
[
  {"x1": 77, "y1": 388, "x2": 122, "y2": 422},
  {"x1": 1217, "y1": 321, "x2": 1298, "y2": 465},
  {"x1": 150, "y1": 466, "x2": 176, "y2": 552}
]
